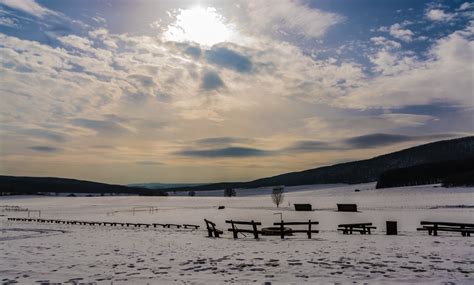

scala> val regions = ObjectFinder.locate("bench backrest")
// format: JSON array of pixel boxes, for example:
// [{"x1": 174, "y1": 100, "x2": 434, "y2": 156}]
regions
[
  {"x1": 420, "y1": 221, "x2": 474, "y2": 227},
  {"x1": 225, "y1": 220, "x2": 261, "y2": 239},
  {"x1": 337, "y1": 204, "x2": 357, "y2": 212},
  {"x1": 338, "y1": 222, "x2": 372, "y2": 227},
  {"x1": 225, "y1": 220, "x2": 262, "y2": 226},
  {"x1": 294, "y1": 204, "x2": 312, "y2": 211}
]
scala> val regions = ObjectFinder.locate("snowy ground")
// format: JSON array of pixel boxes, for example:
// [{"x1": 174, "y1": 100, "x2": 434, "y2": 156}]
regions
[{"x1": 1, "y1": 183, "x2": 473, "y2": 284}]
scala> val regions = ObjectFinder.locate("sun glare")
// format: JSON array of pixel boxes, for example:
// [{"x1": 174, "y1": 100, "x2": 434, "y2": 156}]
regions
[{"x1": 164, "y1": 7, "x2": 234, "y2": 46}]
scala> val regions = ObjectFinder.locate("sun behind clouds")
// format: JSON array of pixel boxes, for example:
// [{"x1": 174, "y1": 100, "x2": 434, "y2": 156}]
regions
[{"x1": 164, "y1": 6, "x2": 236, "y2": 46}]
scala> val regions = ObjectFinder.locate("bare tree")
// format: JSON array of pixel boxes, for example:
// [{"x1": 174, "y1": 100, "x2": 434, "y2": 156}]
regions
[{"x1": 271, "y1": 186, "x2": 284, "y2": 208}]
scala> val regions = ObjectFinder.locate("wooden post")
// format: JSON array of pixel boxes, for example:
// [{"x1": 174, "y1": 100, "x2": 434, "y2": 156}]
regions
[
  {"x1": 308, "y1": 220, "x2": 312, "y2": 239},
  {"x1": 252, "y1": 220, "x2": 258, "y2": 239},
  {"x1": 231, "y1": 221, "x2": 238, "y2": 239},
  {"x1": 280, "y1": 220, "x2": 285, "y2": 239},
  {"x1": 433, "y1": 224, "x2": 438, "y2": 236}
]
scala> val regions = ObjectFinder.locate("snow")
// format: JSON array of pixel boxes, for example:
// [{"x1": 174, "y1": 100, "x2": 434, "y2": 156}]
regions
[{"x1": 1, "y1": 183, "x2": 473, "y2": 284}]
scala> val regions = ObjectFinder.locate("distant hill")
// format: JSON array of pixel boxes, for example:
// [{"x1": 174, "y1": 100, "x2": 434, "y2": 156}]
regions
[
  {"x1": 376, "y1": 158, "x2": 474, "y2": 189},
  {"x1": 165, "y1": 136, "x2": 474, "y2": 191},
  {"x1": 0, "y1": 176, "x2": 167, "y2": 196},
  {"x1": 127, "y1": 182, "x2": 204, "y2": 189}
]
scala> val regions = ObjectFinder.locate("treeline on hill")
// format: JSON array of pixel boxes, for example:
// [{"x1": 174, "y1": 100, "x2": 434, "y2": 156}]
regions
[
  {"x1": 165, "y1": 136, "x2": 474, "y2": 192},
  {"x1": 0, "y1": 176, "x2": 167, "y2": 196},
  {"x1": 376, "y1": 158, "x2": 474, "y2": 189}
]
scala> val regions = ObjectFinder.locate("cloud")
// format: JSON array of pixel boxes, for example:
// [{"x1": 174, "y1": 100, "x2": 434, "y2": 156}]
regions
[
  {"x1": 343, "y1": 29, "x2": 474, "y2": 108},
  {"x1": 389, "y1": 23, "x2": 414, "y2": 42},
  {"x1": 205, "y1": 46, "x2": 252, "y2": 73},
  {"x1": 58, "y1": 35, "x2": 93, "y2": 51},
  {"x1": 343, "y1": 133, "x2": 458, "y2": 148},
  {"x1": 175, "y1": 147, "x2": 271, "y2": 158},
  {"x1": 201, "y1": 71, "x2": 224, "y2": 90},
  {"x1": 284, "y1": 140, "x2": 335, "y2": 152},
  {"x1": 71, "y1": 118, "x2": 129, "y2": 135},
  {"x1": 29, "y1": 145, "x2": 61, "y2": 153},
  {"x1": 391, "y1": 102, "x2": 466, "y2": 117},
  {"x1": 24, "y1": 129, "x2": 68, "y2": 143},
  {"x1": 195, "y1": 137, "x2": 253, "y2": 146},
  {"x1": 370, "y1": 36, "x2": 401, "y2": 49},
  {"x1": 246, "y1": 0, "x2": 343, "y2": 39},
  {"x1": 0, "y1": 16, "x2": 18, "y2": 28},
  {"x1": 426, "y1": 9, "x2": 455, "y2": 21},
  {"x1": 344, "y1": 133, "x2": 416, "y2": 148},
  {"x1": 459, "y1": 2, "x2": 473, "y2": 11},
  {"x1": 0, "y1": 0, "x2": 57, "y2": 18},
  {"x1": 127, "y1": 74, "x2": 156, "y2": 88},
  {"x1": 184, "y1": 46, "x2": 202, "y2": 59}
]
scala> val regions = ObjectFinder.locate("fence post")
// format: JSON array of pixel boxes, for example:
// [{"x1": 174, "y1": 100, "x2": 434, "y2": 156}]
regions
[
  {"x1": 280, "y1": 220, "x2": 285, "y2": 239},
  {"x1": 308, "y1": 220, "x2": 312, "y2": 239},
  {"x1": 231, "y1": 221, "x2": 238, "y2": 239},
  {"x1": 252, "y1": 220, "x2": 259, "y2": 239}
]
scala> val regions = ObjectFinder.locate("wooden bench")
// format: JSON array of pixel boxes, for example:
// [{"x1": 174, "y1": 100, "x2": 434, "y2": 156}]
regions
[
  {"x1": 417, "y1": 221, "x2": 474, "y2": 237},
  {"x1": 183, "y1": 224, "x2": 200, "y2": 229},
  {"x1": 338, "y1": 223, "x2": 376, "y2": 234},
  {"x1": 225, "y1": 220, "x2": 262, "y2": 239},
  {"x1": 204, "y1": 219, "x2": 223, "y2": 238},
  {"x1": 337, "y1": 204, "x2": 358, "y2": 212},
  {"x1": 294, "y1": 204, "x2": 312, "y2": 211},
  {"x1": 273, "y1": 220, "x2": 319, "y2": 239}
]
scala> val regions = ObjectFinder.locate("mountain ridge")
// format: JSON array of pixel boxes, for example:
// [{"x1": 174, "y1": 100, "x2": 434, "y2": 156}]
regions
[{"x1": 163, "y1": 136, "x2": 474, "y2": 191}]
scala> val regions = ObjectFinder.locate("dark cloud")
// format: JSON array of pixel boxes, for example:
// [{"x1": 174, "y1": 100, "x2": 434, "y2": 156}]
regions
[
  {"x1": 184, "y1": 46, "x2": 202, "y2": 59},
  {"x1": 176, "y1": 147, "x2": 271, "y2": 158},
  {"x1": 71, "y1": 118, "x2": 128, "y2": 135},
  {"x1": 29, "y1": 146, "x2": 61, "y2": 153},
  {"x1": 344, "y1": 133, "x2": 413, "y2": 148},
  {"x1": 285, "y1": 140, "x2": 335, "y2": 152},
  {"x1": 195, "y1": 137, "x2": 253, "y2": 146},
  {"x1": 127, "y1": 74, "x2": 156, "y2": 88},
  {"x1": 392, "y1": 101, "x2": 465, "y2": 116},
  {"x1": 205, "y1": 47, "x2": 252, "y2": 73},
  {"x1": 201, "y1": 71, "x2": 224, "y2": 90},
  {"x1": 24, "y1": 129, "x2": 68, "y2": 143},
  {"x1": 343, "y1": 133, "x2": 459, "y2": 148}
]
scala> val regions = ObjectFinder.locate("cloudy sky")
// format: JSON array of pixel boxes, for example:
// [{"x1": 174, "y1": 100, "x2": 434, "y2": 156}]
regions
[{"x1": 0, "y1": 0, "x2": 473, "y2": 184}]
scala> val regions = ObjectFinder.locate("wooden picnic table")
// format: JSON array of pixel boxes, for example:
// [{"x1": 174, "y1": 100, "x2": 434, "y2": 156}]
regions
[
  {"x1": 418, "y1": 221, "x2": 474, "y2": 236},
  {"x1": 338, "y1": 222, "x2": 376, "y2": 234}
]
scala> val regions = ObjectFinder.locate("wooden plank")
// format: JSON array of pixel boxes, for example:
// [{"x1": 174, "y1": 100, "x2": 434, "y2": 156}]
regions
[
  {"x1": 420, "y1": 221, "x2": 474, "y2": 227},
  {"x1": 338, "y1": 223, "x2": 372, "y2": 227},
  {"x1": 287, "y1": 230, "x2": 320, "y2": 233},
  {"x1": 227, "y1": 229, "x2": 263, "y2": 234},
  {"x1": 225, "y1": 220, "x2": 262, "y2": 225},
  {"x1": 274, "y1": 221, "x2": 319, "y2": 226}
]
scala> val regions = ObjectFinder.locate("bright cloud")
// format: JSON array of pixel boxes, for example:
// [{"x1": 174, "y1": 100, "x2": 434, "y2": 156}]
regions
[
  {"x1": 0, "y1": 0, "x2": 56, "y2": 18},
  {"x1": 426, "y1": 9, "x2": 455, "y2": 21}
]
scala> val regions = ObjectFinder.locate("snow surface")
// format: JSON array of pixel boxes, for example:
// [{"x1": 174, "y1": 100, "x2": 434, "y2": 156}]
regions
[{"x1": 1, "y1": 183, "x2": 473, "y2": 284}]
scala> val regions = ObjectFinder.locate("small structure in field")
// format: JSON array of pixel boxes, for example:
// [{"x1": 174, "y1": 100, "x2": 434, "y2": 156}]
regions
[
  {"x1": 337, "y1": 203, "x2": 358, "y2": 212},
  {"x1": 294, "y1": 204, "x2": 312, "y2": 211}
]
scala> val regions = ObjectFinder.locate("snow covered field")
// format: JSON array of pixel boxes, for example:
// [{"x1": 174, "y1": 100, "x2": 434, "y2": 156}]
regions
[{"x1": 1, "y1": 183, "x2": 473, "y2": 284}]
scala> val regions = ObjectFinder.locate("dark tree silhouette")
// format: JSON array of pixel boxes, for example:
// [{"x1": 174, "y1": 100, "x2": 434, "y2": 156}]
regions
[{"x1": 271, "y1": 186, "x2": 284, "y2": 208}]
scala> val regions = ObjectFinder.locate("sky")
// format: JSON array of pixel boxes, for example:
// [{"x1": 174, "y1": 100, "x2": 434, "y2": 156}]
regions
[{"x1": 0, "y1": 0, "x2": 473, "y2": 184}]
